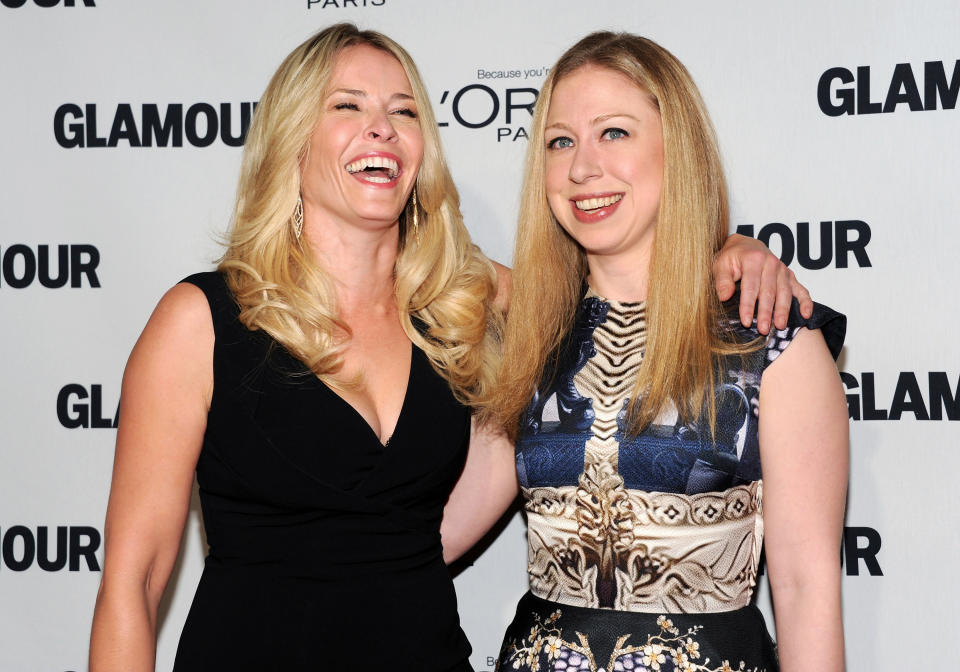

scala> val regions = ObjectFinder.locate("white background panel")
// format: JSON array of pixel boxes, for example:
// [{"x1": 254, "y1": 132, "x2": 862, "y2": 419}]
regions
[{"x1": 1, "y1": 1, "x2": 957, "y2": 670}]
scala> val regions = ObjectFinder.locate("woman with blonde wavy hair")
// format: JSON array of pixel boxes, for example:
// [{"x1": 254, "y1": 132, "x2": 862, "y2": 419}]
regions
[
  {"x1": 90, "y1": 23, "x2": 504, "y2": 672},
  {"x1": 489, "y1": 32, "x2": 848, "y2": 672},
  {"x1": 89, "y1": 22, "x2": 812, "y2": 672}
]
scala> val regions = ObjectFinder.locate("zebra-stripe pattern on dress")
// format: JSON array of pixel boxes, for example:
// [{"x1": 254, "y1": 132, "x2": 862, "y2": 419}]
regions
[{"x1": 573, "y1": 292, "x2": 647, "y2": 468}]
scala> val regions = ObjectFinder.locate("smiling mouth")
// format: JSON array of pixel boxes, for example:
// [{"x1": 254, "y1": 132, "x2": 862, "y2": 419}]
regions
[
  {"x1": 574, "y1": 194, "x2": 623, "y2": 211},
  {"x1": 345, "y1": 156, "x2": 400, "y2": 184}
]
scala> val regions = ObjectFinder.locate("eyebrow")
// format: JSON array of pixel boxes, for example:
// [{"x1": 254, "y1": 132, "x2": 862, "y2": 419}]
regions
[
  {"x1": 545, "y1": 113, "x2": 641, "y2": 132},
  {"x1": 593, "y1": 113, "x2": 640, "y2": 124},
  {"x1": 329, "y1": 88, "x2": 415, "y2": 102}
]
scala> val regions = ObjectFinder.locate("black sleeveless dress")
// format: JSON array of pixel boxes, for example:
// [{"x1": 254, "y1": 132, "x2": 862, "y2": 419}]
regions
[{"x1": 172, "y1": 272, "x2": 473, "y2": 671}]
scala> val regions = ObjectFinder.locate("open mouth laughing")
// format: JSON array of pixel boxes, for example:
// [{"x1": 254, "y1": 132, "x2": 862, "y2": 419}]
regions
[{"x1": 345, "y1": 153, "x2": 401, "y2": 185}]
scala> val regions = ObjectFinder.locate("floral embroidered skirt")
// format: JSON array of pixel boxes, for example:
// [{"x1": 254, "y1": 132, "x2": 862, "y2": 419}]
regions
[{"x1": 495, "y1": 592, "x2": 778, "y2": 672}]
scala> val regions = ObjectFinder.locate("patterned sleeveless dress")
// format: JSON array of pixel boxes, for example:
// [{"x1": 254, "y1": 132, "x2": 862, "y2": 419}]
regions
[{"x1": 495, "y1": 289, "x2": 845, "y2": 672}]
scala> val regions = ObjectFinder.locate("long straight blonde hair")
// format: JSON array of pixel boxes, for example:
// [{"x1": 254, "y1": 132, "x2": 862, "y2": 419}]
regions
[
  {"x1": 492, "y1": 31, "x2": 753, "y2": 437},
  {"x1": 220, "y1": 23, "x2": 501, "y2": 403}
]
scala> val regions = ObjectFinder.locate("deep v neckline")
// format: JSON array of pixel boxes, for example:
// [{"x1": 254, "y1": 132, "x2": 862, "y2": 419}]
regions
[{"x1": 317, "y1": 341, "x2": 416, "y2": 449}]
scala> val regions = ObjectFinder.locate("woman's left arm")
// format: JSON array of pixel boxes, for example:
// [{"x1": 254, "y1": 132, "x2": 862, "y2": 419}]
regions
[
  {"x1": 440, "y1": 417, "x2": 519, "y2": 564},
  {"x1": 759, "y1": 327, "x2": 849, "y2": 672},
  {"x1": 715, "y1": 233, "x2": 813, "y2": 334},
  {"x1": 438, "y1": 260, "x2": 519, "y2": 563}
]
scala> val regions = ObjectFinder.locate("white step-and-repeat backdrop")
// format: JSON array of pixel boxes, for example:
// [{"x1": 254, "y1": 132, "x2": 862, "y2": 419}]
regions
[{"x1": 1, "y1": 1, "x2": 957, "y2": 670}]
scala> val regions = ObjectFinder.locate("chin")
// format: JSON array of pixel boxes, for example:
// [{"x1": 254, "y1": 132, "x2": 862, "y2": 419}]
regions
[
  {"x1": 354, "y1": 209, "x2": 404, "y2": 227},
  {"x1": 567, "y1": 229, "x2": 617, "y2": 254}
]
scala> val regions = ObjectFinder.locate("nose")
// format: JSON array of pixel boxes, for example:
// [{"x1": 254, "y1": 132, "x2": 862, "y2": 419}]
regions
[
  {"x1": 567, "y1": 143, "x2": 601, "y2": 183},
  {"x1": 364, "y1": 108, "x2": 398, "y2": 143}
]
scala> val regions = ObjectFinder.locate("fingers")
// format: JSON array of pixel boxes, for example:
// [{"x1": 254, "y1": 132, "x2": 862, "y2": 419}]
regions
[
  {"x1": 711, "y1": 246, "x2": 739, "y2": 302},
  {"x1": 714, "y1": 273, "x2": 737, "y2": 302},
  {"x1": 736, "y1": 249, "x2": 767, "y2": 329},
  {"x1": 714, "y1": 233, "x2": 749, "y2": 303},
  {"x1": 772, "y1": 265, "x2": 795, "y2": 331},
  {"x1": 717, "y1": 235, "x2": 812, "y2": 332},
  {"x1": 753, "y1": 253, "x2": 780, "y2": 335},
  {"x1": 792, "y1": 273, "x2": 814, "y2": 319}
]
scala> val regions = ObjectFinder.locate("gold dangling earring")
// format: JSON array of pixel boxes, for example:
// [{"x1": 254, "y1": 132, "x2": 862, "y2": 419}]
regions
[
  {"x1": 293, "y1": 195, "x2": 303, "y2": 239},
  {"x1": 411, "y1": 187, "x2": 420, "y2": 244}
]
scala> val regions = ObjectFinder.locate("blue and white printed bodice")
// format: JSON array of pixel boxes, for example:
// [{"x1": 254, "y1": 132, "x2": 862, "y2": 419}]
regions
[{"x1": 515, "y1": 289, "x2": 843, "y2": 614}]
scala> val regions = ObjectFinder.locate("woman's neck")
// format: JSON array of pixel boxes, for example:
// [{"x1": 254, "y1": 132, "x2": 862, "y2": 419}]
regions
[
  {"x1": 303, "y1": 218, "x2": 400, "y2": 310},
  {"x1": 585, "y1": 248, "x2": 652, "y2": 303}
]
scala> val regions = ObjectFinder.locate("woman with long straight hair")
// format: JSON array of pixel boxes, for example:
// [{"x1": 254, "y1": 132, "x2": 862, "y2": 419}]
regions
[{"x1": 489, "y1": 32, "x2": 848, "y2": 672}]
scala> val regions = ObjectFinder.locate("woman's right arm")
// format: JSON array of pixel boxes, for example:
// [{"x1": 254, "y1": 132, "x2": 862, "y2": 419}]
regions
[{"x1": 89, "y1": 283, "x2": 214, "y2": 672}]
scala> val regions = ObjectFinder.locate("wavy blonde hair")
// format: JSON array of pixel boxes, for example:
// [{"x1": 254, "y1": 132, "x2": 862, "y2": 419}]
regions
[
  {"x1": 219, "y1": 23, "x2": 500, "y2": 403},
  {"x1": 492, "y1": 31, "x2": 755, "y2": 437}
]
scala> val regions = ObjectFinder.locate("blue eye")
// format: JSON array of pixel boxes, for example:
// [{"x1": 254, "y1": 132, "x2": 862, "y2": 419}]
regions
[
  {"x1": 547, "y1": 136, "x2": 574, "y2": 149},
  {"x1": 603, "y1": 127, "x2": 628, "y2": 140}
]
